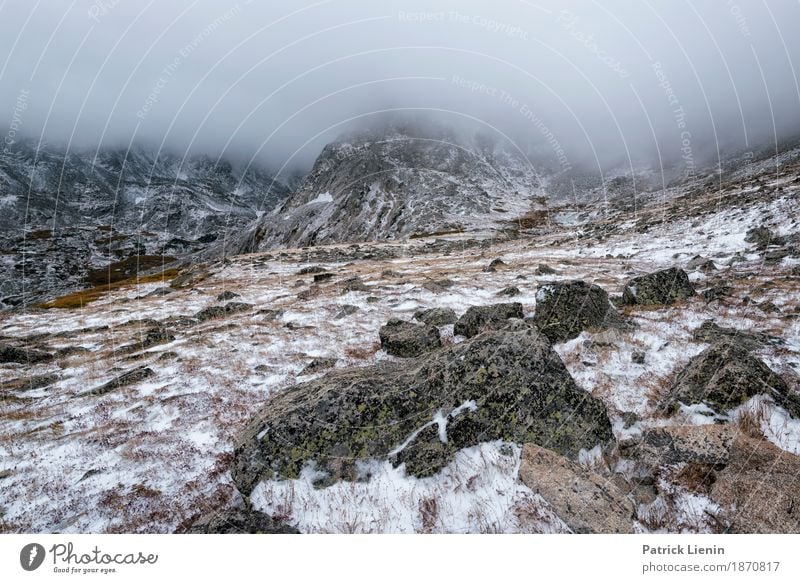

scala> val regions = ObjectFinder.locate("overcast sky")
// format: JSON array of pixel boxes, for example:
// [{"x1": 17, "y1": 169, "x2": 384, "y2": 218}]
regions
[{"x1": 1, "y1": 0, "x2": 798, "y2": 174}]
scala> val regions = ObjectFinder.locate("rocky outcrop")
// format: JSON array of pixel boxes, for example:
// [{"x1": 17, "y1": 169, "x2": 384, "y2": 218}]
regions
[
  {"x1": 0, "y1": 344, "x2": 54, "y2": 364},
  {"x1": 379, "y1": 318, "x2": 442, "y2": 357},
  {"x1": 83, "y1": 366, "x2": 154, "y2": 397},
  {"x1": 453, "y1": 303, "x2": 524, "y2": 338},
  {"x1": 533, "y1": 281, "x2": 616, "y2": 343},
  {"x1": 622, "y1": 267, "x2": 695, "y2": 306},
  {"x1": 518, "y1": 443, "x2": 635, "y2": 533},
  {"x1": 231, "y1": 324, "x2": 613, "y2": 495},
  {"x1": 711, "y1": 434, "x2": 800, "y2": 533},
  {"x1": 413, "y1": 307, "x2": 458, "y2": 327},
  {"x1": 188, "y1": 508, "x2": 299, "y2": 534},
  {"x1": 659, "y1": 340, "x2": 799, "y2": 417}
]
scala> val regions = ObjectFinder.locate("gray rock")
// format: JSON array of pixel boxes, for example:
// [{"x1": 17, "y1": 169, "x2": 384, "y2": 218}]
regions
[
  {"x1": 484, "y1": 258, "x2": 506, "y2": 272},
  {"x1": 334, "y1": 304, "x2": 359, "y2": 319},
  {"x1": 535, "y1": 264, "x2": 557, "y2": 275},
  {"x1": 0, "y1": 344, "x2": 54, "y2": 364},
  {"x1": 231, "y1": 325, "x2": 614, "y2": 494},
  {"x1": 629, "y1": 425, "x2": 735, "y2": 468},
  {"x1": 453, "y1": 303, "x2": 524, "y2": 338},
  {"x1": 745, "y1": 226, "x2": 782, "y2": 250},
  {"x1": 188, "y1": 508, "x2": 299, "y2": 534},
  {"x1": 533, "y1": 281, "x2": 616, "y2": 343},
  {"x1": 194, "y1": 302, "x2": 253, "y2": 322},
  {"x1": 216, "y1": 290, "x2": 240, "y2": 302},
  {"x1": 83, "y1": 366, "x2": 154, "y2": 397},
  {"x1": 622, "y1": 267, "x2": 695, "y2": 306},
  {"x1": 413, "y1": 307, "x2": 457, "y2": 327},
  {"x1": 297, "y1": 265, "x2": 327, "y2": 275},
  {"x1": 497, "y1": 286, "x2": 521, "y2": 297},
  {"x1": 379, "y1": 318, "x2": 441, "y2": 357},
  {"x1": 659, "y1": 340, "x2": 799, "y2": 417},
  {"x1": 300, "y1": 358, "x2": 337, "y2": 375},
  {"x1": 339, "y1": 276, "x2": 370, "y2": 293}
]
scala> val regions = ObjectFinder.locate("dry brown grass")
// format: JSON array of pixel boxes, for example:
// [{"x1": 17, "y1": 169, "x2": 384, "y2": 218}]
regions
[{"x1": 39, "y1": 268, "x2": 181, "y2": 309}]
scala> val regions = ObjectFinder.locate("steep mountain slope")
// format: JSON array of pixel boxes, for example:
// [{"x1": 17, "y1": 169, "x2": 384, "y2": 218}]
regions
[
  {"x1": 0, "y1": 142, "x2": 289, "y2": 308},
  {"x1": 231, "y1": 125, "x2": 547, "y2": 253}
]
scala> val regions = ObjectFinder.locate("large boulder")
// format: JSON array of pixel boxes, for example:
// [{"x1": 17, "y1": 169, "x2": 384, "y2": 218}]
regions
[
  {"x1": 622, "y1": 267, "x2": 695, "y2": 306},
  {"x1": 231, "y1": 323, "x2": 614, "y2": 495},
  {"x1": 533, "y1": 281, "x2": 616, "y2": 343},
  {"x1": 518, "y1": 443, "x2": 635, "y2": 533},
  {"x1": 659, "y1": 340, "x2": 800, "y2": 417},
  {"x1": 379, "y1": 318, "x2": 441, "y2": 357},
  {"x1": 453, "y1": 303, "x2": 524, "y2": 338},
  {"x1": 188, "y1": 508, "x2": 299, "y2": 534},
  {"x1": 711, "y1": 435, "x2": 800, "y2": 533}
]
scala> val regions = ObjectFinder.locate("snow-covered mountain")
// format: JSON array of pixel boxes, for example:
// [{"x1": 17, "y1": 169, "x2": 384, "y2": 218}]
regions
[
  {"x1": 0, "y1": 141, "x2": 289, "y2": 308},
  {"x1": 230, "y1": 123, "x2": 549, "y2": 253}
]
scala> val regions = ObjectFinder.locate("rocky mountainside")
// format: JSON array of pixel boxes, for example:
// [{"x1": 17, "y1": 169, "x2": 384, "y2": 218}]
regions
[
  {"x1": 229, "y1": 123, "x2": 548, "y2": 254},
  {"x1": 0, "y1": 141, "x2": 289, "y2": 308},
  {"x1": 1, "y1": 139, "x2": 798, "y2": 533}
]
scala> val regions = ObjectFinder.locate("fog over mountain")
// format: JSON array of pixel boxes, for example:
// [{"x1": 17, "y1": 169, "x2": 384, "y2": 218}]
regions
[{"x1": 1, "y1": 0, "x2": 799, "y2": 176}]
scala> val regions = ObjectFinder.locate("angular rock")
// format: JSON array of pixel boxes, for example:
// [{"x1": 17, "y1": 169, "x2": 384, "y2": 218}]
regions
[
  {"x1": 497, "y1": 286, "x2": 521, "y2": 297},
  {"x1": 84, "y1": 366, "x2": 154, "y2": 397},
  {"x1": 297, "y1": 265, "x2": 327, "y2": 275},
  {"x1": 333, "y1": 304, "x2": 359, "y2": 319},
  {"x1": 339, "y1": 276, "x2": 370, "y2": 293},
  {"x1": 188, "y1": 508, "x2": 299, "y2": 534},
  {"x1": 231, "y1": 325, "x2": 614, "y2": 495},
  {"x1": 300, "y1": 357, "x2": 337, "y2": 375},
  {"x1": 622, "y1": 267, "x2": 696, "y2": 306},
  {"x1": 216, "y1": 290, "x2": 240, "y2": 302},
  {"x1": 535, "y1": 264, "x2": 557, "y2": 275},
  {"x1": 686, "y1": 255, "x2": 717, "y2": 272},
  {"x1": 691, "y1": 320, "x2": 777, "y2": 351},
  {"x1": 518, "y1": 443, "x2": 635, "y2": 533},
  {"x1": 194, "y1": 302, "x2": 253, "y2": 322},
  {"x1": 628, "y1": 425, "x2": 735, "y2": 468},
  {"x1": 484, "y1": 258, "x2": 506, "y2": 272},
  {"x1": 711, "y1": 435, "x2": 800, "y2": 533},
  {"x1": 453, "y1": 303, "x2": 524, "y2": 338},
  {"x1": 659, "y1": 340, "x2": 800, "y2": 417},
  {"x1": 534, "y1": 281, "x2": 616, "y2": 343},
  {"x1": 413, "y1": 307, "x2": 457, "y2": 327},
  {"x1": 745, "y1": 226, "x2": 782, "y2": 250},
  {"x1": 379, "y1": 318, "x2": 441, "y2": 357}
]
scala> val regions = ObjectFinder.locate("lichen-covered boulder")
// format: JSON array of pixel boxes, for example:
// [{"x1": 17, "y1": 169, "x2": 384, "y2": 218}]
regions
[
  {"x1": 231, "y1": 323, "x2": 614, "y2": 495},
  {"x1": 533, "y1": 281, "x2": 616, "y2": 343},
  {"x1": 379, "y1": 318, "x2": 441, "y2": 357},
  {"x1": 453, "y1": 303, "x2": 524, "y2": 338},
  {"x1": 659, "y1": 339, "x2": 800, "y2": 417},
  {"x1": 414, "y1": 307, "x2": 457, "y2": 327},
  {"x1": 622, "y1": 267, "x2": 695, "y2": 306}
]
